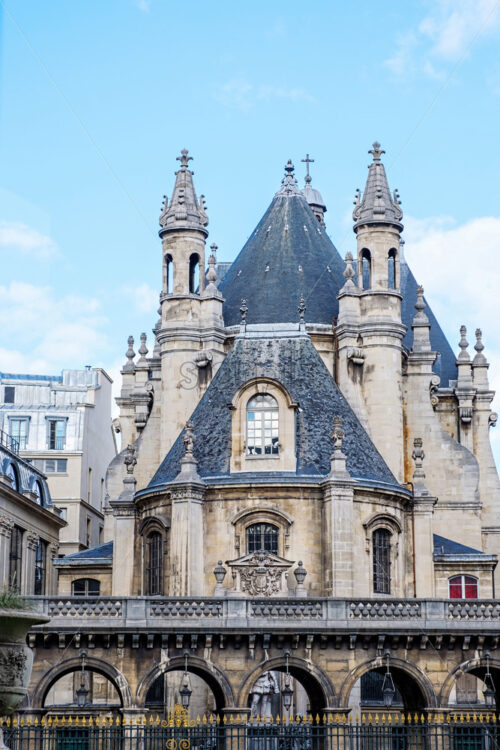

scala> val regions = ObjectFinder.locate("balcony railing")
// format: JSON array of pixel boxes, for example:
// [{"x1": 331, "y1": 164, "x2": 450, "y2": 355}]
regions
[
  {"x1": 0, "y1": 427, "x2": 19, "y2": 454},
  {"x1": 26, "y1": 596, "x2": 500, "y2": 631}
]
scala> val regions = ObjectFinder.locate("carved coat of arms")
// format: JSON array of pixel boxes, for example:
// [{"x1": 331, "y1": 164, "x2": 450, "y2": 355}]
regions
[{"x1": 226, "y1": 551, "x2": 295, "y2": 597}]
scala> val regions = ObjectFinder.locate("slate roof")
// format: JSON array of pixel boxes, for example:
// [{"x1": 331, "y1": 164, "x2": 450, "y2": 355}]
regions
[
  {"x1": 433, "y1": 534, "x2": 486, "y2": 557},
  {"x1": 63, "y1": 542, "x2": 113, "y2": 560},
  {"x1": 218, "y1": 188, "x2": 346, "y2": 328},
  {"x1": 148, "y1": 330, "x2": 399, "y2": 490}
]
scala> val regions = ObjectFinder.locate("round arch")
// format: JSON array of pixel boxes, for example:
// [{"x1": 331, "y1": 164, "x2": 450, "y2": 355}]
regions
[
  {"x1": 339, "y1": 656, "x2": 437, "y2": 711},
  {"x1": 238, "y1": 656, "x2": 335, "y2": 714},
  {"x1": 136, "y1": 655, "x2": 234, "y2": 712},
  {"x1": 440, "y1": 656, "x2": 500, "y2": 710},
  {"x1": 32, "y1": 656, "x2": 132, "y2": 709}
]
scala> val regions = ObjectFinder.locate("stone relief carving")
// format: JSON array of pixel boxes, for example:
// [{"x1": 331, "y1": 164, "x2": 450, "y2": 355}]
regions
[
  {"x1": 226, "y1": 551, "x2": 295, "y2": 597},
  {"x1": 0, "y1": 648, "x2": 28, "y2": 687}
]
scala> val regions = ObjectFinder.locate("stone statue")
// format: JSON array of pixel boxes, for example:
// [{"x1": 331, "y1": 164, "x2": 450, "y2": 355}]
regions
[{"x1": 250, "y1": 671, "x2": 279, "y2": 718}]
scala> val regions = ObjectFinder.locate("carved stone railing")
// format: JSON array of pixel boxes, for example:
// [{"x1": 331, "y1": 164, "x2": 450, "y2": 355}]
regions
[{"x1": 25, "y1": 597, "x2": 500, "y2": 634}]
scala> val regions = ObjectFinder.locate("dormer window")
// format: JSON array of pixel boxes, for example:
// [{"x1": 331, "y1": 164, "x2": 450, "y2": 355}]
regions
[{"x1": 246, "y1": 394, "x2": 279, "y2": 456}]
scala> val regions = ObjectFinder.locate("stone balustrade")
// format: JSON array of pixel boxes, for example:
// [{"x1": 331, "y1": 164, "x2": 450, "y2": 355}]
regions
[{"x1": 25, "y1": 596, "x2": 500, "y2": 634}]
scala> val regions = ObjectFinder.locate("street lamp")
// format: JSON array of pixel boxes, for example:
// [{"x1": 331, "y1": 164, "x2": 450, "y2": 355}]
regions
[
  {"x1": 281, "y1": 650, "x2": 294, "y2": 712},
  {"x1": 381, "y1": 652, "x2": 396, "y2": 708},
  {"x1": 179, "y1": 651, "x2": 192, "y2": 710},
  {"x1": 76, "y1": 650, "x2": 89, "y2": 708},
  {"x1": 483, "y1": 653, "x2": 496, "y2": 707}
]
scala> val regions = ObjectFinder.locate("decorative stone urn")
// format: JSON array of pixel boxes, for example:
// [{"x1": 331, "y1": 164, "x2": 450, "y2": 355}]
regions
[{"x1": 0, "y1": 608, "x2": 49, "y2": 734}]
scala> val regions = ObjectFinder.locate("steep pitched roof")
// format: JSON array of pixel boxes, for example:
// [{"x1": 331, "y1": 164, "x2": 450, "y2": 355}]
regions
[
  {"x1": 218, "y1": 165, "x2": 346, "y2": 328},
  {"x1": 433, "y1": 535, "x2": 485, "y2": 556},
  {"x1": 148, "y1": 329, "x2": 399, "y2": 489}
]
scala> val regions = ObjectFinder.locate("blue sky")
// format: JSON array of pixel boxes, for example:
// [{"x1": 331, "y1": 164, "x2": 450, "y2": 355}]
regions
[{"x1": 1, "y1": 0, "x2": 500, "y2": 461}]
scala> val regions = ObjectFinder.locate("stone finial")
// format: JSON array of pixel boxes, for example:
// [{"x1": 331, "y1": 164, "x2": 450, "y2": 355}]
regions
[
  {"x1": 369, "y1": 141, "x2": 385, "y2": 163},
  {"x1": 240, "y1": 299, "x2": 248, "y2": 322},
  {"x1": 341, "y1": 251, "x2": 356, "y2": 291},
  {"x1": 137, "y1": 332, "x2": 148, "y2": 365},
  {"x1": 411, "y1": 285, "x2": 432, "y2": 354},
  {"x1": 298, "y1": 294, "x2": 306, "y2": 323},
  {"x1": 175, "y1": 420, "x2": 200, "y2": 482},
  {"x1": 183, "y1": 421, "x2": 195, "y2": 457},
  {"x1": 177, "y1": 148, "x2": 193, "y2": 169},
  {"x1": 159, "y1": 194, "x2": 168, "y2": 227},
  {"x1": 328, "y1": 416, "x2": 350, "y2": 479},
  {"x1": 412, "y1": 437, "x2": 425, "y2": 486},
  {"x1": 213, "y1": 561, "x2": 227, "y2": 596},
  {"x1": 277, "y1": 160, "x2": 301, "y2": 196},
  {"x1": 473, "y1": 328, "x2": 487, "y2": 365},
  {"x1": 158, "y1": 150, "x2": 208, "y2": 237},
  {"x1": 123, "y1": 335, "x2": 135, "y2": 372},
  {"x1": 293, "y1": 561, "x2": 307, "y2": 598},
  {"x1": 204, "y1": 243, "x2": 219, "y2": 296},
  {"x1": 458, "y1": 325, "x2": 470, "y2": 362},
  {"x1": 414, "y1": 285, "x2": 428, "y2": 321},
  {"x1": 198, "y1": 195, "x2": 209, "y2": 227},
  {"x1": 123, "y1": 444, "x2": 137, "y2": 475}
]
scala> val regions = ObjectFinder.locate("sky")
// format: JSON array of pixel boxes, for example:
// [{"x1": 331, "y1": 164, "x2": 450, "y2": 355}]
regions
[{"x1": 0, "y1": 0, "x2": 499, "y2": 463}]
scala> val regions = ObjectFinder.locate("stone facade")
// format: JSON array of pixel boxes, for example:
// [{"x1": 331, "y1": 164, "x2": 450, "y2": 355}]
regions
[{"x1": 24, "y1": 144, "x2": 500, "y2": 720}]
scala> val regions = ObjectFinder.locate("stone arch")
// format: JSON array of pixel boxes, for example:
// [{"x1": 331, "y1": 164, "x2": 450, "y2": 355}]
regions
[
  {"x1": 440, "y1": 656, "x2": 500, "y2": 710},
  {"x1": 339, "y1": 656, "x2": 437, "y2": 711},
  {"x1": 238, "y1": 655, "x2": 335, "y2": 714},
  {"x1": 136, "y1": 654, "x2": 234, "y2": 712},
  {"x1": 31, "y1": 655, "x2": 132, "y2": 709}
]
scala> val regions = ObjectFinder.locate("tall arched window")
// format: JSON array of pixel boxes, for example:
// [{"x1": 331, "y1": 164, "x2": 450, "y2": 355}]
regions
[
  {"x1": 247, "y1": 523, "x2": 279, "y2": 554},
  {"x1": 5, "y1": 461, "x2": 19, "y2": 492},
  {"x1": 34, "y1": 539, "x2": 47, "y2": 595},
  {"x1": 146, "y1": 532, "x2": 163, "y2": 595},
  {"x1": 361, "y1": 249, "x2": 372, "y2": 290},
  {"x1": 165, "y1": 253, "x2": 173, "y2": 294},
  {"x1": 189, "y1": 253, "x2": 200, "y2": 293},
  {"x1": 449, "y1": 575, "x2": 478, "y2": 599},
  {"x1": 373, "y1": 528, "x2": 391, "y2": 594},
  {"x1": 388, "y1": 248, "x2": 397, "y2": 289},
  {"x1": 246, "y1": 394, "x2": 279, "y2": 456}
]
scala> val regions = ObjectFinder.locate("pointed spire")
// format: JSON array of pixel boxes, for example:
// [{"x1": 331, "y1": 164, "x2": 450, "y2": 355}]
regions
[
  {"x1": 159, "y1": 149, "x2": 209, "y2": 237},
  {"x1": 353, "y1": 142, "x2": 403, "y2": 231},
  {"x1": 123, "y1": 335, "x2": 135, "y2": 372},
  {"x1": 137, "y1": 332, "x2": 148, "y2": 365},
  {"x1": 203, "y1": 243, "x2": 220, "y2": 297},
  {"x1": 277, "y1": 160, "x2": 302, "y2": 196}
]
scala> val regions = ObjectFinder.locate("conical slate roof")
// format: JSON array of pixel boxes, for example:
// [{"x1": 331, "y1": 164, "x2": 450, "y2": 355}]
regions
[
  {"x1": 147, "y1": 330, "x2": 399, "y2": 489},
  {"x1": 219, "y1": 163, "x2": 346, "y2": 327},
  {"x1": 352, "y1": 142, "x2": 403, "y2": 230}
]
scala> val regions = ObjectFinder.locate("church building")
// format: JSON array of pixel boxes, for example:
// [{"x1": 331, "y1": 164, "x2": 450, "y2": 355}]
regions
[{"x1": 25, "y1": 143, "x2": 500, "y2": 721}]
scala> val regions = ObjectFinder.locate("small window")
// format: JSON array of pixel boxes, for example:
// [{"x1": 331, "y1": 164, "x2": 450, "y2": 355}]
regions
[
  {"x1": 247, "y1": 523, "x2": 279, "y2": 554},
  {"x1": 32, "y1": 480, "x2": 44, "y2": 507},
  {"x1": 388, "y1": 249, "x2": 397, "y2": 289},
  {"x1": 34, "y1": 539, "x2": 47, "y2": 595},
  {"x1": 361, "y1": 249, "x2": 372, "y2": 290},
  {"x1": 5, "y1": 462, "x2": 19, "y2": 491},
  {"x1": 373, "y1": 528, "x2": 391, "y2": 594},
  {"x1": 72, "y1": 578, "x2": 100, "y2": 596},
  {"x1": 246, "y1": 394, "x2": 279, "y2": 456},
  {"x1": 146, "y1": 532, "x2": 163, "y2": 595},
  {"x1": 9, "y1": 526, "x2": 23, "y2": 591},
  {"x1": 189, "y1": 253, "x2": 200, "y2": 293},
  {"x1": 449, "y1": 575, "x2": 478, "y2": 599},
  {"x1": 47, "y1": 419, "x2": 66, "y2": 450},
  {"x1": 9, "y1": 418, "x2": 29, "y2": 450},
  {"x1": 165, "y1": 253, "x2": 173, "y2": 294},
  {"x1": 4, "y1": 386, "x2": 15, "y2": 403}
]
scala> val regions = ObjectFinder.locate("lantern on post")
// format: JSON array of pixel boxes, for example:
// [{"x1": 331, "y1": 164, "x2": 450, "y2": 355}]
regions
[
  {"x1": 281, "y1": 650, "x2": 294, "y2": 711},
  {"x1": 179, "y1": 651, "x2": 192, "y2": 709},
  {"x1": 483, "y1": 652, "x2": 496, "y2": 707},
  {"x1": 76, "y1": 650, "x2": 89, "y2": 708},
  {"x1": 381, "y1": 652, "x2": 396, "y2": 708}
]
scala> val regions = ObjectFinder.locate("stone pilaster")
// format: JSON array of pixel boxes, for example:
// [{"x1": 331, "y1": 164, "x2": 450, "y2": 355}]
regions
[{"x1": 0, "y1": 514, "x2": 14, "y2": 589}]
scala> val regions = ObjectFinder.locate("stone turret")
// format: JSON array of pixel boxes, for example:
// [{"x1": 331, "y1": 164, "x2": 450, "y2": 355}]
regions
[{"x1": 301, "y1": 154, "x2": 326, "y2": 226}]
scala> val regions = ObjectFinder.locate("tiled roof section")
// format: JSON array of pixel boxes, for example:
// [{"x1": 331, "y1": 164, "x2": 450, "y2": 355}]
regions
[
  {"x1": 149, "y1": 332, "x2": 398, "y2": 488},
  {"x1": 64, "y1": 542, "x2": 113, "y2": 560},
  {"x1": 400, "y1": 261, "x2": 457, "y2": 386},
  {"x1": 218, "y1": 187, "x2": 346, "y2": 327},
  {"x1": 433, "y1": 534, "x2": 484, "y2": 556}
]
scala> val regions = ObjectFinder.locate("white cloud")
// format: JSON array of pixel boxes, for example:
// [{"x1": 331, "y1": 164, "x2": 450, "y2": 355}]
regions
[
  {"x1": 0, "y1": 282, "x2": 108, "y2": 374},
  {"x1": 213, "y1": 79, "x2": 315, "y2": 112},
  {"x1": 404, "y1": 214, "x2": 500, "y2": 465},
  {"x1": 0, "y1": 220, "x2": 59, "y2": 260},
  {"x1": 125, "y1": 282, "x2": 158, "y2": 314},
  {"x1": 385, "y1": 0, "x2": 500, "y2": 78},
  {"x1": 135, "y1": 0, "x2": 150, "y2": 11}
]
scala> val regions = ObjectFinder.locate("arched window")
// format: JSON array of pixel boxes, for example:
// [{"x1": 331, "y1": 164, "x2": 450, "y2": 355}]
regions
[
  {"x1": 189, "y1": 253, "x2": 200, "y2": 294},
  {"x1": 72, "y1": 578, "x2": 100, "y2": 596},
  {"x1": 5, "y1": 461, "x2": 19, "y2": 492},
  {"x1": 34, "y1": 539, "x2": 47, "y2": 595},
  {"x1": 246, "y1": 394, "x2": 279, "y2": 456},
  {"x1": 247, "y1": 523, "x2": 279, "y2": 554},
  {"x1": 388, "y1": 249, "x2": 397, "y2": 289},
  {"x1": 32, "y1": 480, "x2": 44, "y2": 507},
  {"x1": 146, "y1": 532, "x2": 163, "y2": 595},
  {"x1": 361, "y1": 249, "x2": 372, "y2": 290},
  {"x1": 165, "y1": 253, "x2": 173, "y2": 294},
  {"x1": 449, "y1": 575, "x2": 478, "y2": 599},
  {"x1": 373, "y1": 528, "x2": 391, "y2": 594}
]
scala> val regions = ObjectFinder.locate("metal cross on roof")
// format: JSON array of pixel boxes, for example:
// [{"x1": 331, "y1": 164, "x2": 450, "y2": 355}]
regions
[{"x1": 301, "y1": 154, "x2": 314, "y2": 183}]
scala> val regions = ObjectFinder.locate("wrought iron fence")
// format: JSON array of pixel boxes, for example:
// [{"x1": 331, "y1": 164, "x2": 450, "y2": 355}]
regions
[
  {"x1": 0, "y1": 427, "x2": 19, "y2": 454},
  {"x1": 2, "y1": 713, "x2": 500, "y2": 750}
]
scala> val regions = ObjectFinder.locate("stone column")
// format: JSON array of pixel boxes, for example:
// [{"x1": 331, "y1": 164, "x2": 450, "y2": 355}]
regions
[
  {"x1": 169, "y1": 482, "x2": 206, "y2": 596},
  {"x1": 25, "y1": 532, "x2": 39, "y2": 595},
  {"x1": 0, "y1": 515, "x2": 14, "y2": 589},
  {"x1": 110, "y1": 474, "x2": 137, "y2": 597}
]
